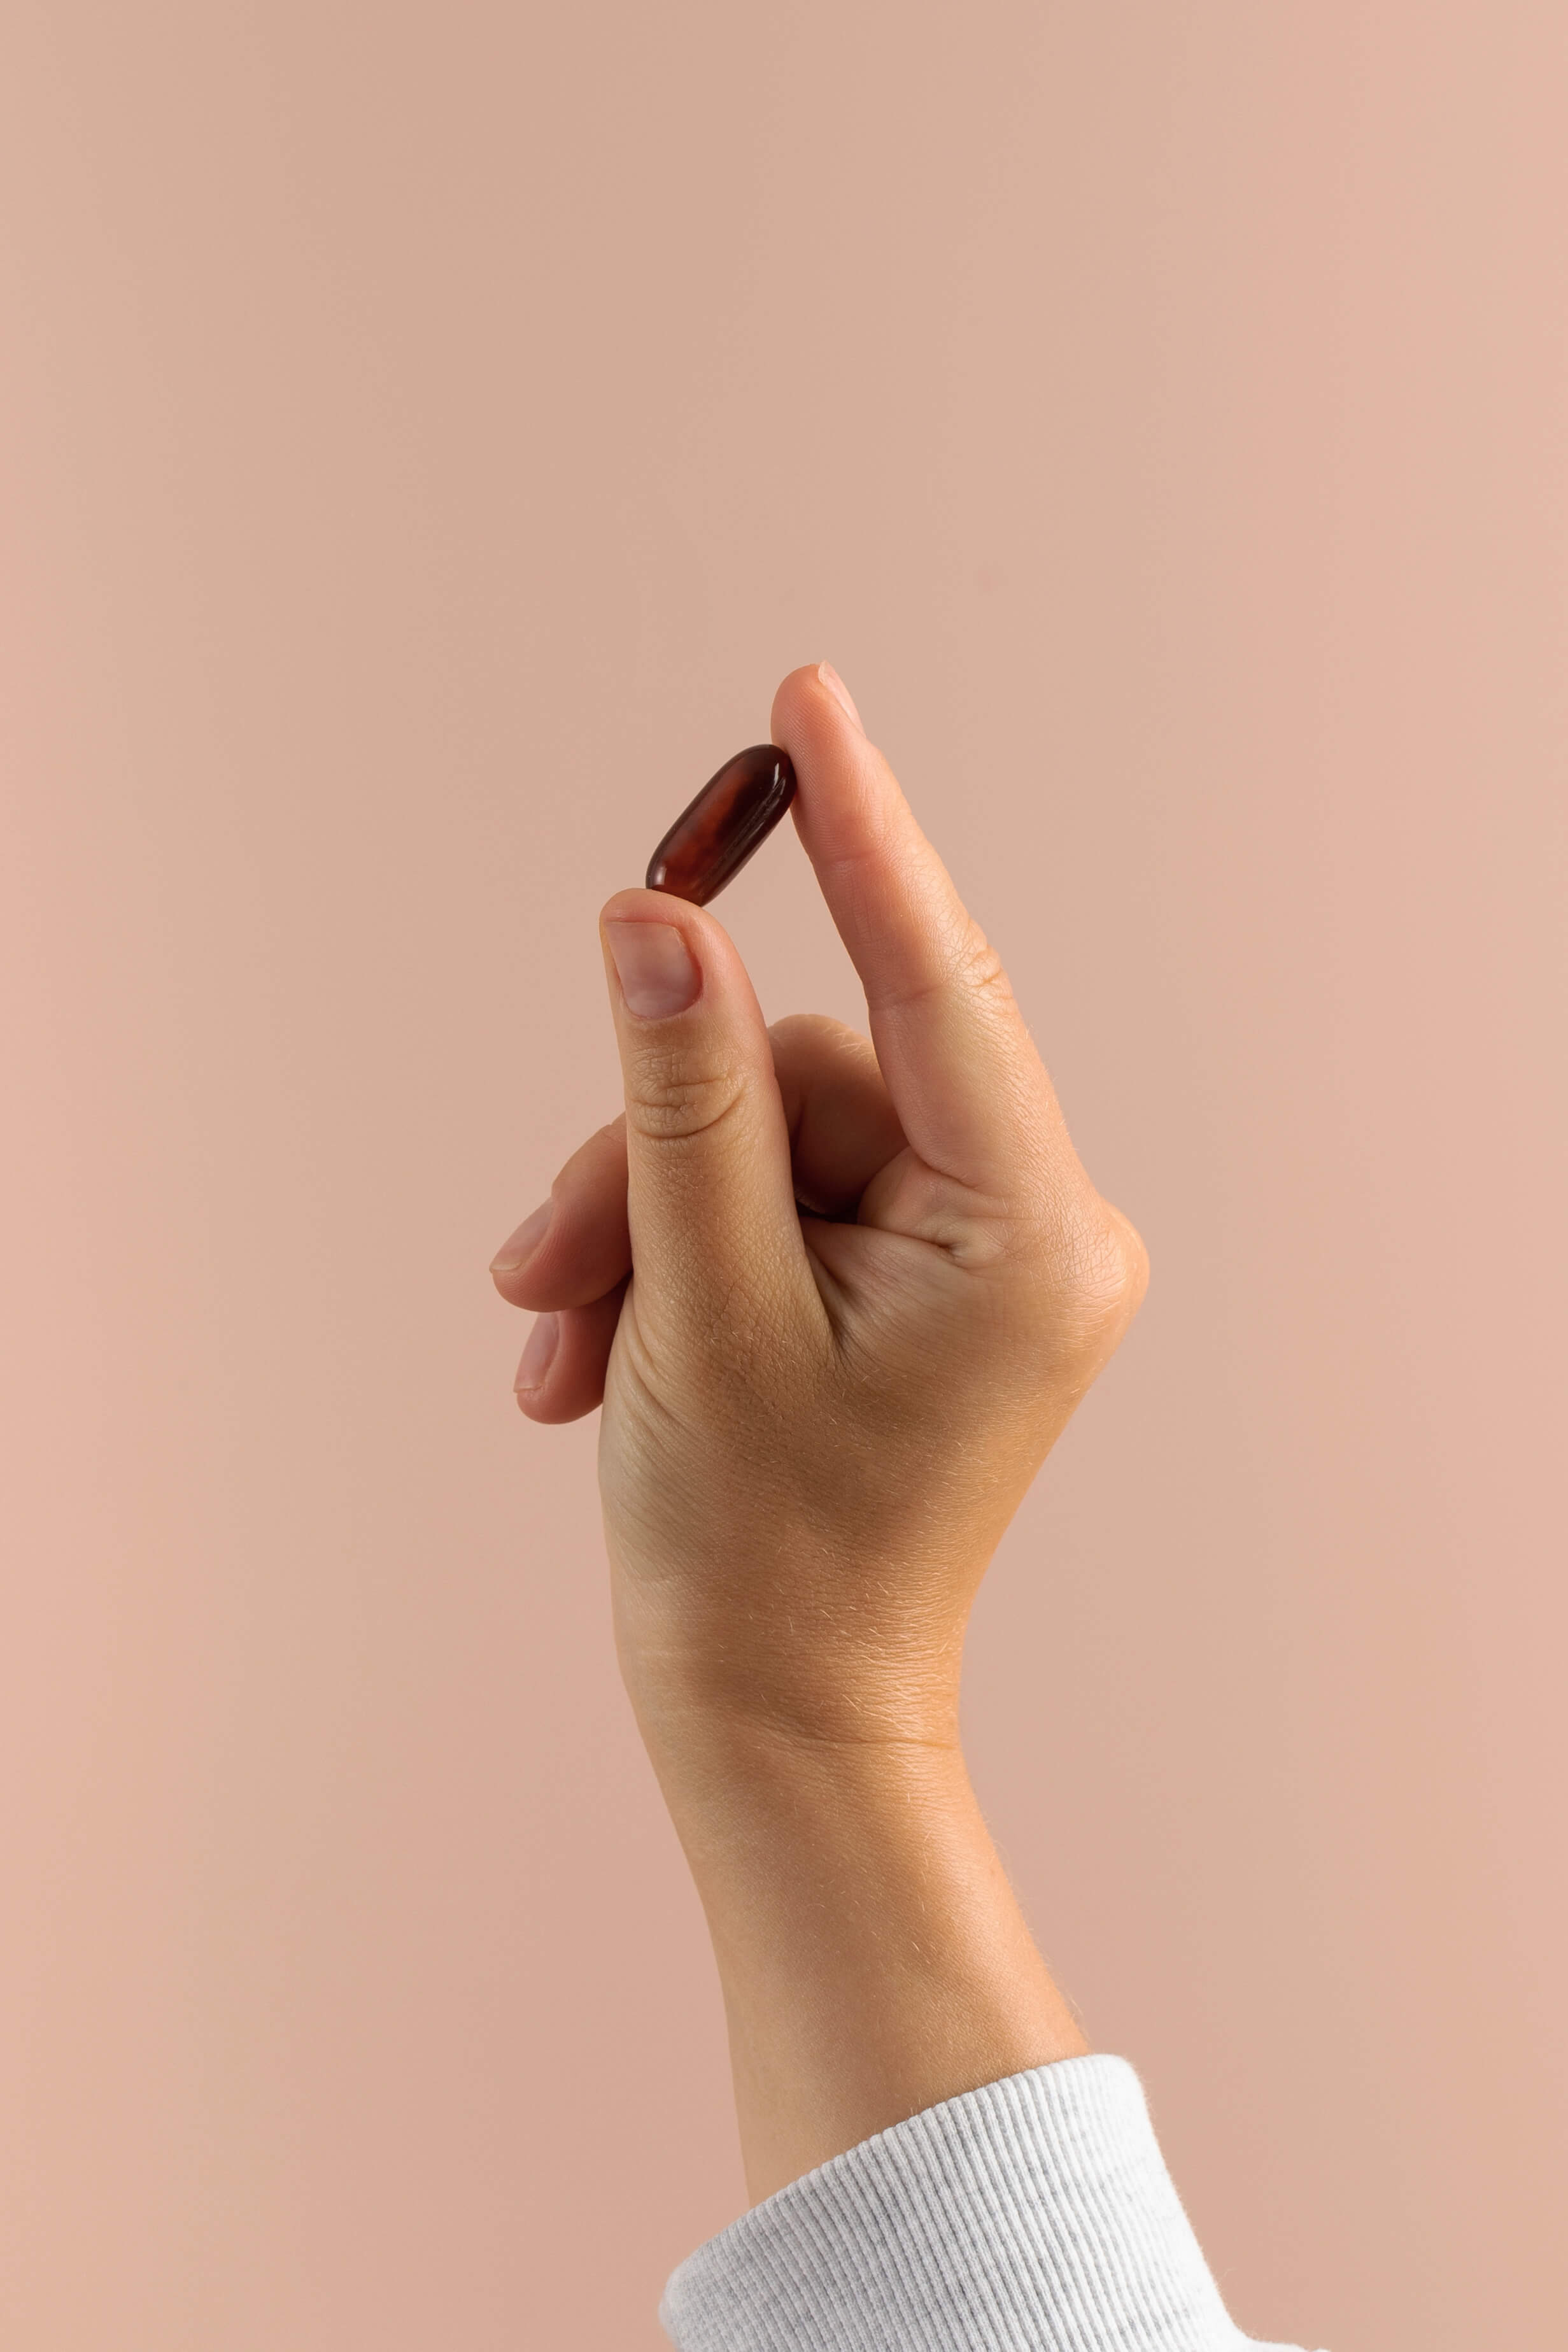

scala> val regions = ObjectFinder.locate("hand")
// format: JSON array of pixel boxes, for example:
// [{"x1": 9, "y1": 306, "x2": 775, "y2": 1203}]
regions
[
  {"x1": 493, "y1": 663, "x2": 1145, "y2": 1746},
  {"x1": 491, "y1": 663, "x2": 1147, "y2": 2197}
]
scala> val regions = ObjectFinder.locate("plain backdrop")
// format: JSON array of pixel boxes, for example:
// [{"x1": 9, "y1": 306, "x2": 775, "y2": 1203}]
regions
[{"x1": 3, "y1": 6, "x2": 1565, "y2": 2348}]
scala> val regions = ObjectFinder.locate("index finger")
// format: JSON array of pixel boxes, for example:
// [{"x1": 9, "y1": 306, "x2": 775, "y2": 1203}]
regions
[{"x1": 770, "y1": 665, "x2": 1073, "y2": 1199}]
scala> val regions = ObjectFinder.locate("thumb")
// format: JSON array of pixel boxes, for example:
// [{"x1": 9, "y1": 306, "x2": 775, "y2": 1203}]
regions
[{"x1": 598, "y1": 889, "x2": 816, "y2": 1347}]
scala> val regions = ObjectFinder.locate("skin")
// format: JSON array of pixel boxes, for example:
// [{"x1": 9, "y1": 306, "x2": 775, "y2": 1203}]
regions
[{"x1": 491, "y1": 663, "x2": 1148, "y2": 2204}]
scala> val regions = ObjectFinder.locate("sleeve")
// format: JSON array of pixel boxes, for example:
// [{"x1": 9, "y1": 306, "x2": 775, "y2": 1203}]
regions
[{"x1": 659, "y1": 2053, "x2": 1320, "y2": 2352}]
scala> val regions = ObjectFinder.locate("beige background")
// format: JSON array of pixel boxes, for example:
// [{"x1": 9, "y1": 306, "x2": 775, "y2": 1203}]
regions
[{"x1": 3, "y1": 4, "x2": 1565, "y2": 2348}]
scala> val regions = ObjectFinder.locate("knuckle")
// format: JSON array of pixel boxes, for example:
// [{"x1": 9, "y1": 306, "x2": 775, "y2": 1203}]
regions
[
  {"x1": 768, "y1": 1011, "x2": 846, "y2": 1052},
  {"x1": 1026, "y1": 1199, "x2": 1148, "y2": 1365},
  {"x1": 625, "y1": 1047, "x2": 747, "y2": 1144},
  {"x1": 1066, "y1": 1207, "x2": 1148, "y2": 1331},
  {"x1": 563, "y1": 1116, "x2": 626, "y2": 1177},
  {"x1": 956, "y1": 923, "x2": 1014, "y2": 1009}
]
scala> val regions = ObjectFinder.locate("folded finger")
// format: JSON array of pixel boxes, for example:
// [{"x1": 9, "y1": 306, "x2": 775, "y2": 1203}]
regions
[
  {"x1": 490, "y1": 1118, "x2": 631, "y2": 1310},
  {"x1": 769, "y1": 1013, "x2": 905, "y2": 1215},
  {"x1": 493, "y1": 1013, "x2": 906, "y2": 1324},
  {"x1": 512, "y1": 1284, "x2": 627, "y2": 1424}
]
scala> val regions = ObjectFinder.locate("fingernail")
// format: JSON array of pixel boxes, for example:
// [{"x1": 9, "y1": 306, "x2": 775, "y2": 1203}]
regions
[
  {"x1": 490, "y1": 1200, "x2": 552, "y2": 1273},
  {"x1": 515, "y1": 1312, "x2": 560, "y2": 1391},
  {"x1": 604, "y1": 917, "x2": 700, "y2": 1019},
  {"x1": 817, "y1": 662, "x2": 863, "y2": 732}
]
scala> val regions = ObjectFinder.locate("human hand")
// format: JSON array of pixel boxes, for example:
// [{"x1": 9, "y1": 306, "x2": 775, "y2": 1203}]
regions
[{"x1": 490, "y1": 665, "x2": 1147, "y2": 1757}]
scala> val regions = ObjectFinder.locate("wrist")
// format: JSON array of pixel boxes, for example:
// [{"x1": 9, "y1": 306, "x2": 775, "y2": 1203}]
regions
[
  {"x1": 611, "y1": 1580, "x2": 966, "y2": 1764},
  {"x1": 630, "y1": 1689, "x2": 973, "y2": 1846}
]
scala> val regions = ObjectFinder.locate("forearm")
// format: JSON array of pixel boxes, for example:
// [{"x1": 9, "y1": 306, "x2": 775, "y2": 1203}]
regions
[
  {"x1": 647, "y1": 1703, "x2": 1318, "y2": 2351},
  {"x1": 633, "y1": 1703, "x2": 1087, "y2": 2205}
]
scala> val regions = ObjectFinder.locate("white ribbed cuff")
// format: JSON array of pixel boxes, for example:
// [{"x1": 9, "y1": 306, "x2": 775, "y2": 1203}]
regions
[{"x1": 660, "y1": 2054, "x2": 1313, "y2": 2352}]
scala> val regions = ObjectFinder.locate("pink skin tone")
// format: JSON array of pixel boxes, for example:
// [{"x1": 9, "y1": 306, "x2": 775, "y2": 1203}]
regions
[{"x1": 491, "y1": 665, "x2": 1147, "y2": 2203}]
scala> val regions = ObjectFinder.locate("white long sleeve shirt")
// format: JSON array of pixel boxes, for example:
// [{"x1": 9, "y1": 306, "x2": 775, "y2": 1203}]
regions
[{"x1": 661, "y1": 2055, "x2": 1320, "y2": 2351}]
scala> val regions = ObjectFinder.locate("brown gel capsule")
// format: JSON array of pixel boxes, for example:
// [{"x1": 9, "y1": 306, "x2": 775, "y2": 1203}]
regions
[{"x1": 645, "y1": 744, "x2": 796, "y2": 906}]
